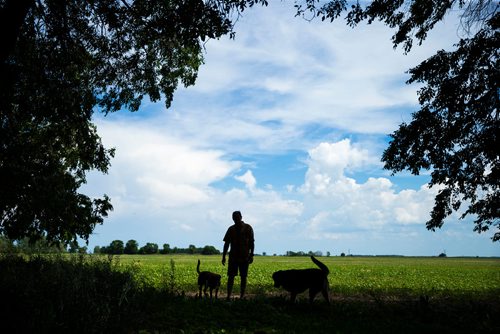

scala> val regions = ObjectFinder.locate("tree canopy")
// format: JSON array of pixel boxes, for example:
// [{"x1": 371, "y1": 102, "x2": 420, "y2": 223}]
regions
[
  {"x1": 297, "y1": 0, "x2": 499, "y2": 241},
  {"x1": 0, "y1": 0, "x2": 267, "y2": 245}
]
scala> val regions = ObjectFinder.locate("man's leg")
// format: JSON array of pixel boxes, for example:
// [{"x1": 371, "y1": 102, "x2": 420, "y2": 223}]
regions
[
  {"x1": 239, "y1": 262, "x2": 249, "y2": 299},
  {"x1": 227, "y1": 275, "x2": 234, "y2": 300},
  {"x1": 240, "y1": 276, "x2": 247, "y2": 299}
]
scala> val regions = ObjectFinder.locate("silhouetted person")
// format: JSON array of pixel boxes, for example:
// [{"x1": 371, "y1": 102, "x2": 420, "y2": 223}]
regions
[{"x1": 222, "y1": 210, "x2": 254, "y2": 300}]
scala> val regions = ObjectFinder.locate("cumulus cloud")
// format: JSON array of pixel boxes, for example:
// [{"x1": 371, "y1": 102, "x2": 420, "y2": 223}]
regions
[
  {"x1": 235, "y1": 170, "x2": 257, "y2": 189},
  {"x1": 90, "y1": 119, "x2": 240, "y2": 210},
  {"x1": 300, "y1": 139, "x2": 438, "y2": 239}
]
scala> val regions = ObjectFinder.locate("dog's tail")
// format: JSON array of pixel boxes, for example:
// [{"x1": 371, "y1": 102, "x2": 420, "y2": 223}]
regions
[
  {"x1": 311, "y1": 256, "x2": 329, "y2": 275},
  {"x1": 197, "y1": 259, "x2": 201, "y2": 274}
]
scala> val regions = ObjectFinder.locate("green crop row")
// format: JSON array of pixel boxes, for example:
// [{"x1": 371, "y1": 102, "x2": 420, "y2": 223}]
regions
[{"x1": 111, "y1": 254, "x2": 500, "y2": 299}]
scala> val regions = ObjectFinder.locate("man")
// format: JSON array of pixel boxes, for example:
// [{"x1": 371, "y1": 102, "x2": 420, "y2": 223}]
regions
[{"x1": 222, "y1": 210, "x2": 254, "y2": 300}]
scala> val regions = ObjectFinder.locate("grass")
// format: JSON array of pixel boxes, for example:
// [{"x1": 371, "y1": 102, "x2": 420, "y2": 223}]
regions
[
  {"x1": 118, "y1": 254, "x2": 500, "y2": 298},
  {"x1": 1, "y1": 253, "x2": 499, "y2": 333}
]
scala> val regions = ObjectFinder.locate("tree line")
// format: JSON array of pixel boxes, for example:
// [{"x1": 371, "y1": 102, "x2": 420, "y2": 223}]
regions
[
  {"x1": 0, "y1": 235, "x2": 82, "y2": 254},
  {"x1": 94, "y1": 240, "x2": 220, "y2": 255},
  {"x1": 0, "y1": 235, "x2": 220, "y2": 256},
  {"x1": 285, "y1": 251, "x2": 331, "y2": 257}
]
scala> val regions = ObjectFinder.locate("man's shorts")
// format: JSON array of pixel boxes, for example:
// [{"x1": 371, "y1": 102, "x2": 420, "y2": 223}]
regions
[{"x1": 227, "y1": 258, "x2": 249, "y2": 277}]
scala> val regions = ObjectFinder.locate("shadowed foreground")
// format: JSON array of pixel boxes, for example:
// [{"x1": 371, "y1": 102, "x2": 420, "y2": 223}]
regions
[{"x1": 1, "y1": 254, "x2": 498, "y2": 333}]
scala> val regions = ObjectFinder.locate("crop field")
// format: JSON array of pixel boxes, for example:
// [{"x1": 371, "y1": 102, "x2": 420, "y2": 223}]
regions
[
  {"x1": 116, "y1": 254, "x2": 500, "y2": 299},
  {"x1": 2, "y1": 253, "x2": 499, "y2": 333}
]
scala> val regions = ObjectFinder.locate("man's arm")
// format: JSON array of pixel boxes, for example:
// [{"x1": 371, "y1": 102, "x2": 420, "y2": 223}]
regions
[
  {"x1": 222, "y1": 241, "x2": 229, "y2": 266},
  {"x1": 248, "y1": 226, "x2": 255, "y2": 263}
]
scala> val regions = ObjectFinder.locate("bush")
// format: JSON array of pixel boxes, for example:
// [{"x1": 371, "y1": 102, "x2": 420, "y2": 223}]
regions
[{"x1": 0, "y1": 253, "x2": 137, "y2": 333}]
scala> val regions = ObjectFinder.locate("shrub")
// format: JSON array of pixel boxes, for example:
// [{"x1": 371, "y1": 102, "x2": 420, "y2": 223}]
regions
[{"x1": 0, "y1": 253, "x2": 137, "y2": 332}]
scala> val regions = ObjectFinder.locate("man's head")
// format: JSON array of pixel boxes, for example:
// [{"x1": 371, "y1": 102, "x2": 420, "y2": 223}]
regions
[{"x1": 232, "y1": 211, "x2": 242, "y2": 224}]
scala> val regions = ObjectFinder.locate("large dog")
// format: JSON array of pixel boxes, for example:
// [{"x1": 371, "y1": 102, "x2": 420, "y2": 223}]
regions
[
  {"x1": 196, "y1": 259, "x2": 221, "y2": 299},
  {"x1": 272, "y1": 255, "x2": 330, "y2": 304}
]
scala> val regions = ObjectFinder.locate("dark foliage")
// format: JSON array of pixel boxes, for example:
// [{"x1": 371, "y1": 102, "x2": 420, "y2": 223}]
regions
[
  {"x1": 384, "y1": 15, "x2": 499, "y2": 240},
  {"x1": 0, "y1": 254, "x2": 138, "y2": 333}
]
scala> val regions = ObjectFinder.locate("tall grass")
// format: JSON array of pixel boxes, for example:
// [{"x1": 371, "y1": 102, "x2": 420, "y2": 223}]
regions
[{"x1": 0, "y1": 253, "x2": 137, "y2": 333}]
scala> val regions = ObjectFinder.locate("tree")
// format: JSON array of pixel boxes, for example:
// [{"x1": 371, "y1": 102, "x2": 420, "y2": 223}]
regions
[
  {"x1": 124, "y1": 239, "x2": 139, "y2": 255},
  {"x1": 0, "y1": 0, "x2": 268, "y2": 246},
  {"x1": 297, "y1": 0, "x2": 499, "y2": 241},
  {"x1": 108, "y1": 240, "x2": 124, "y2": 255},
  {"x1": 68, "y1": 240, "x2": 80, "y2": 254},
  {"x1": 78, "y1": 245, "x2": 88, "y2": 254},
  {"x1": 160, "y1": 243, "x2": 171, "y2": 254},
  {"x1": 201, "y1": 245, "x2": 220, "y2": 255},
  {"x1": 0, "y1": 235, "x2": 16, "y2": 253},
  {"x1": 139, "y1": 242, "x2": 158, "y2": 254}
]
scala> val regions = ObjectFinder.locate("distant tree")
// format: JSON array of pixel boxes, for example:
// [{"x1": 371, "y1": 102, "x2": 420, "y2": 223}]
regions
[
  {"x1": 201, "y1": 245, "x2": 220, "y2": 255},
  {"x1": 139, "y1": 242, "x2": 159, "y2": 255},
  {"x1": 340, "y1": 252, "x2": 346, "y2": 257},
  {"x1": 0, "y1": 235, "x2": 16, "y2": 253},
  {"x1": 296, "y1": 1, "x2": 499, "y2": 241},
  {"x1": 68, "y1": 240, "x2": 80, "y2": 254},
  {"x1": 108, "y1": 240, "x2": 124, "y2": 255},
  {"x1": 93, "y1": 246, "x2": 101, "y2": 254},
  {"x1": 124, "y1": 239, "x2": 139, "y2": 255},
  {"x1": 286, "y1": 251, "x2": 307, "y2": 257},
  {"x1": 13, "y1": 236, "x2": 64, "y2": 254},
  {"x1": 160, "y1": 243, "x2": 171, "y2": 254},
  {"x1": 188, "y1": 244, "x2": 196, "y2": 254},
  {"x1": 439, "y1": 252, "x2": 447, "y2": 258},
  {"x1": 0, "y1": 0, "x2": 268, "y2": 246}
]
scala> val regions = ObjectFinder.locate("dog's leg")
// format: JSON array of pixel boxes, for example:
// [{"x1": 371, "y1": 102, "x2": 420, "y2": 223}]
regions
[
  {"x1": 204, "y1": 284, "x2": 208, "y2": 298},
  {"x1": 215, "y1": 287, "x2": 219, "y2": 299},
  {"x1": 290, "y1": 292, "x2": 297, "y2": 303},
  {"x1": 321, "y1": 288, "x2": 330, "y2": 304},
  {"x1": 198, "y1": 285, "x2": 202, "y2": 298},
  {"x1": 309, "y1": 289, "x2": 320, "y2": 304},
  {"x1": 322, "y1": 279, "x2": 330, "y2": 304}
]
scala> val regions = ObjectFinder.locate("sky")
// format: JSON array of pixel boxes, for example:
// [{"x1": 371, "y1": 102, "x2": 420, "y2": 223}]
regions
[{"x1": 83, "y1": 1, "x2": 499, "y2": 257}]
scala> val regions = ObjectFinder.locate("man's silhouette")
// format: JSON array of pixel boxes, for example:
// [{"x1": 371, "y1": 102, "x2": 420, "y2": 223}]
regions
[{"x1": 222, "y1": 210, "x2": 254, "y2": 300}]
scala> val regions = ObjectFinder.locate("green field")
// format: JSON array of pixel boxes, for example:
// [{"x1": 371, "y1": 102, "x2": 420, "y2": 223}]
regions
[
  {"x1": 117, "y1": 254, "x2": 500, "y2": 299},
  {"x1": 2, "y1": 253, "x2": 499, "y2": 333}
]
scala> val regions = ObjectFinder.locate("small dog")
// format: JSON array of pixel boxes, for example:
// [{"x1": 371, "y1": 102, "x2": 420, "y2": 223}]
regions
[
  {"x1": 272, "y1": 255, "x2": 330, "y2": 304},
  {"x1": 196, "y1": 259, "x2": 221, "y2": 299}
]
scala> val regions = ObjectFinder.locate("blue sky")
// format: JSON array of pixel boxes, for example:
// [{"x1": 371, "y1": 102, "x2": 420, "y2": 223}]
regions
[{"x1": 83, "y1": 2, "x2": 499, "y2": 257}]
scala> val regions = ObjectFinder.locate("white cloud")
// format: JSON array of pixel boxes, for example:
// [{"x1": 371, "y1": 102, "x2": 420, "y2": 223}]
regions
[
  {"x1": 90, "y1": 119, "x2": 240, "y2": 210},
  {"x1": 300, "y1": 140, "x2": 438, "y2": 239},
  {"x1": 235, "y1": 170, "x2": 257, "y2": 189}
]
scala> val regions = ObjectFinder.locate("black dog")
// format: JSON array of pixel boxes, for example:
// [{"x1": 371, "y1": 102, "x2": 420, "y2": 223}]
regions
[
  {"x1": 272, "y1": 255, "x2": 330, "y2": 304},
  {"x1": 197, "y1": 259, "x2": 221, "y2": 299}
]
